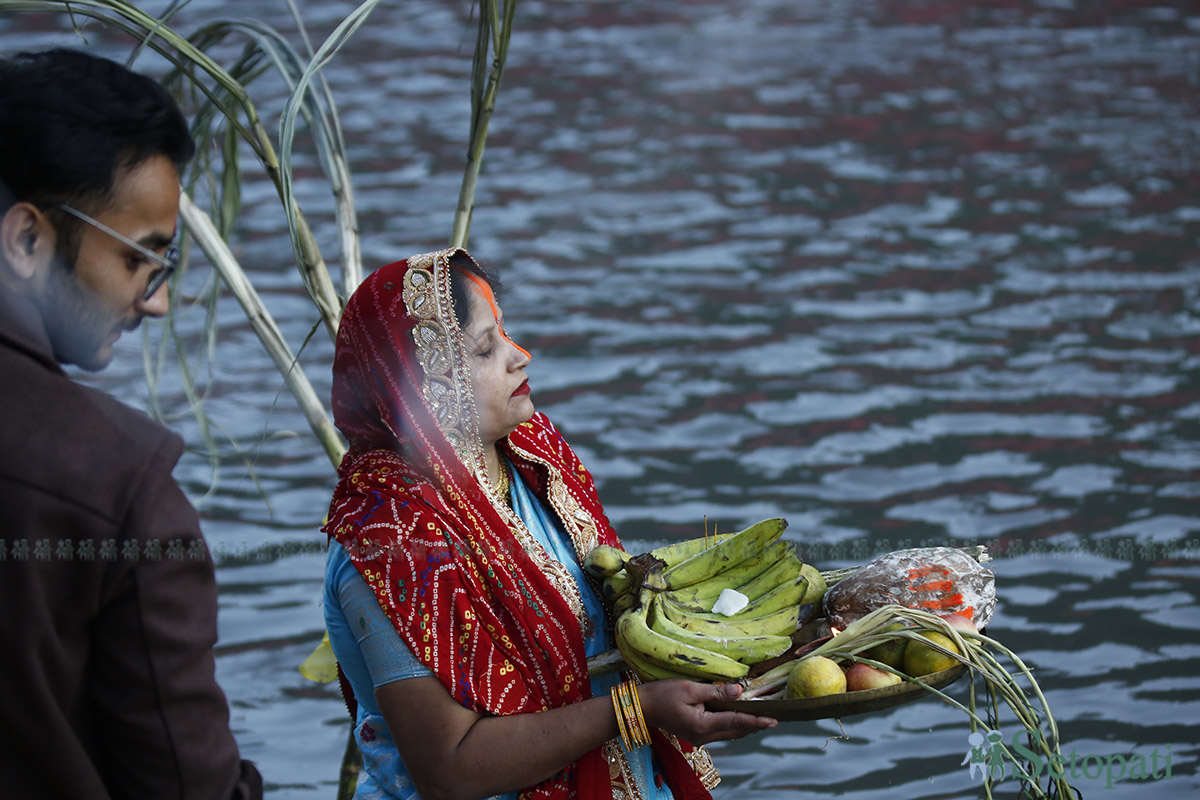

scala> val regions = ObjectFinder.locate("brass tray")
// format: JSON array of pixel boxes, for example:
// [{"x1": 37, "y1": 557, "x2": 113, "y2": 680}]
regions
[{"x1": 707, "y1": 664, "x2": 968, "y2": 721}]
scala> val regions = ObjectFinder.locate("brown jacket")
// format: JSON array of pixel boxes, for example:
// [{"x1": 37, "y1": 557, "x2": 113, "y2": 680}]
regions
[{"x1": 0, "y1": 290, "x2": 262, "y2": 799}]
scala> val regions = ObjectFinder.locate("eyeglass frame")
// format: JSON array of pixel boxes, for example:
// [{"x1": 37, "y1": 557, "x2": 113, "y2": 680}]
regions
[{"x1": 54, "y1": 204, "x2": 180, "y2": 301}]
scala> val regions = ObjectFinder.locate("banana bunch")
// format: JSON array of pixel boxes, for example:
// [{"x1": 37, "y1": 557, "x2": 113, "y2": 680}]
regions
[{"x1": 583, "y1": 518, "x2": 825, "y2": 682}]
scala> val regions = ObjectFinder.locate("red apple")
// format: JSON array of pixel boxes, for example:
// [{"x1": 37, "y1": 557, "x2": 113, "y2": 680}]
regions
[
  {"x1": 939, "y1": 612, "x2": 978, "y2": 634},
  {"x1": 844, "y1": 661, "x2": 902, "y2": 691}
]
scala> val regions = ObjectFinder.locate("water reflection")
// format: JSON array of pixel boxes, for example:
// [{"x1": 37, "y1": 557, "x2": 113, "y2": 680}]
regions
[{"x1": 3, "y1": 0, "x2": 1198, "y2": 797}]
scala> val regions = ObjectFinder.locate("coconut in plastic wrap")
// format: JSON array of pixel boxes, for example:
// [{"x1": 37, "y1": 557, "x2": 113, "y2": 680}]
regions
[{"x1": 822, "y1": 547, "x2": 996, "y2": 630}]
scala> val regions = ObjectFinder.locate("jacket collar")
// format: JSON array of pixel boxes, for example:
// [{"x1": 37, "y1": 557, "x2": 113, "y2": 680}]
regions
[{"x1": 0, "y1": 286, "x2": 65, "y2": 376}]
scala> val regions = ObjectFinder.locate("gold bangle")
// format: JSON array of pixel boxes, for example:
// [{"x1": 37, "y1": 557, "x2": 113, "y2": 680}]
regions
[
  {"x1": 617, "y1": 681, "x2": 636, "y2": 749},
  {"x1": 628, "y1": 681, "x2": 648, "y2": 753},
  {"x1": 611, "y1": 684, "x2": 634, "y2": 751},
  {"x1": 626, "y1": 679, "x2": 651, "y2": 747},
  {"x1": 614, "y1": 681, "x2": 634, "y2": 750},
  {"x1": 615, "y1": 678, "x2": 650, "y2": 749},
  {"x1": 619, "y1": 680, "x2": 639, "y2": 746}
]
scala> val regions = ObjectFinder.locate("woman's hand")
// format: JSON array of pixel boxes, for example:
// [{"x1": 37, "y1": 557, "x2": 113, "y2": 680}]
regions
[{"x1": 637, "y1": 679, "x2": 778, "y2": 745}]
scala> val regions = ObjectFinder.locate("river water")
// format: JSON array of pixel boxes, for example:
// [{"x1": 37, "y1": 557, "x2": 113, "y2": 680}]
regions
[{"x1": 3, "y1": 1, "x2": 1198, "y2": 797}]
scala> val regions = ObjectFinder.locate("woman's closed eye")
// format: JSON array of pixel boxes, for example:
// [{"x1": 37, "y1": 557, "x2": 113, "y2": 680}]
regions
[{"x1": 472, "y1": 330, "x2": 496, "y2": 359}]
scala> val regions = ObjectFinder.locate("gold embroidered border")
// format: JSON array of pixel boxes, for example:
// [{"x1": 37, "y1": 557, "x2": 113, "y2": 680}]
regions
[
  {"x1": 605, "y1": 740, "x2": 644, "y2": 800},
  {"x1": 605, "y1": 734, "x2": 719, "y2": 796},
  {"x1": 507, "y1": 442, "x2": 601, "y2": 559},
  {"x1": 674, "y1": 735, "x2": 720, "y2": 791},
  {"x1": 401, "y1": 249, "x2": 487, "y2": 480}
]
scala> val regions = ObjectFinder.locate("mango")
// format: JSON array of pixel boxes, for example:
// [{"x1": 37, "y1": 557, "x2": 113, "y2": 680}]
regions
[{"x1": 786, "y1": 656, "x2": 846, "y2": 698}]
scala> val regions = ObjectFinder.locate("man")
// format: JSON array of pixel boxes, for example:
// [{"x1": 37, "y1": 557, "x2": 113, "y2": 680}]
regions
[{"x1": 0, "y1": 48, "x2": 262, "y2": 798}]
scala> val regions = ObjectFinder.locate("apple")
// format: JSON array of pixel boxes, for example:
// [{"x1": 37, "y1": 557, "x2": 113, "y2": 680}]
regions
[
  {"x1": 844, "y1": 661, "x2": 902, "y2": 691},
  {"x1": 940, "y1": 612, "x2": 978, "y2": 634}
]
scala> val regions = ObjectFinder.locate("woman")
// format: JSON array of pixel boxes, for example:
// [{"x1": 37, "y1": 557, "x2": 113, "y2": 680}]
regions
[{"x1": 323, "y1": 248, "x2": 775, "y2": 800}]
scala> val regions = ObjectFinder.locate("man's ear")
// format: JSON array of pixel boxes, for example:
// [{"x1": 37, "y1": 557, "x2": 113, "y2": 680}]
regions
[{"x1": 0, "y1": 202, "x2": 57, "y2": 284}]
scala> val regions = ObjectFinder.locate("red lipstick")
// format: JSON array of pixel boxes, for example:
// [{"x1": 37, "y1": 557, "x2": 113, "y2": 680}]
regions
[{"x1": 512, "y1": 379, "x2": 531, "y2": 397}]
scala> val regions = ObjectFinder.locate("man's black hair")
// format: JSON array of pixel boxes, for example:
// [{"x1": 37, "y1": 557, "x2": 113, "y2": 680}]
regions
[{"x1": 0, "y1": 47, "x2": 195, "y2": 222}]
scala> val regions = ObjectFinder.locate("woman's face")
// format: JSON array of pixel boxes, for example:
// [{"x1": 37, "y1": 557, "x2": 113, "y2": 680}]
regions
[{"x1": 462, "y1": 276, "x2": 534, "y2": 447}]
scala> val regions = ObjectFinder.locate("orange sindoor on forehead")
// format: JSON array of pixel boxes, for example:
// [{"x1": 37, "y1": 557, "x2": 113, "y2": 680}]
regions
[{"x1": 465, "y1": 273, "x2": 531, "y2": 360}]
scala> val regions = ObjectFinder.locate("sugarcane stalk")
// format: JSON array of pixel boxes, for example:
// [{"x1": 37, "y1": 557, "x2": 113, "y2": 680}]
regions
[
  {"x1": 840, "y1": 654, "x2": 1057, "y2": 796},
  {"x1": 179, "y1": 194, "x2": 346, "y2": 467},
  {"x1": 336, "y1": 727, "x2": 359, "y2": 800},
  {"x1": 449, "y1": 0, "x2": 516, "y2": 248},
  {"x1": 586, "y1": 648, "x2": 628, "y2": 677},
  {"x1": 282, "y1": 0, "x2": 363, "y2": 296}
]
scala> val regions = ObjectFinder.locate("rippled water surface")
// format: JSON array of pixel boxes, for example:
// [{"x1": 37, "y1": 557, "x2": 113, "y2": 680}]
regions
[{"x1": 4, "y1": 1, "x2": 1199, "y2": 797}]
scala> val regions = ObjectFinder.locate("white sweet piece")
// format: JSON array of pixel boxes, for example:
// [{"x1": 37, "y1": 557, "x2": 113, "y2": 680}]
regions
[{"x1": 711, "y1": 588, "x2": 750, "y2": 616}]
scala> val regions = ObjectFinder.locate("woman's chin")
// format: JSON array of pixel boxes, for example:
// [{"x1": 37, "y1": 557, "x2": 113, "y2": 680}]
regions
[{"x1": 501, "y1": 403, "x2": 536, "y2": 438}]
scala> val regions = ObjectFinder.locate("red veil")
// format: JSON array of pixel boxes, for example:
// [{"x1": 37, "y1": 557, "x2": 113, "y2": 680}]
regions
[{"x1": 324, "y1": 249, "x2": 717, "y2": 799}]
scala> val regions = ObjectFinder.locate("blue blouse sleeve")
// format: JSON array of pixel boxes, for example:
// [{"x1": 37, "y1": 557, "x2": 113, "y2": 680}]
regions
[{"x1": 327, "y1": 541, "x2": 432, "y2": 689}]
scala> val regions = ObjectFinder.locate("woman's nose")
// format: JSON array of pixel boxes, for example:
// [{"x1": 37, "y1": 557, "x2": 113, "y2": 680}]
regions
[{"x1": 507, "y1": 333, "x2": 531, "y2": 367}]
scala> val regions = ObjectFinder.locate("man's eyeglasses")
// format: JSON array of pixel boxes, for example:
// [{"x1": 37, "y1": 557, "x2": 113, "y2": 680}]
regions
[{"x1": 55, "y1": 204, "x2": 179, "y2": 301}]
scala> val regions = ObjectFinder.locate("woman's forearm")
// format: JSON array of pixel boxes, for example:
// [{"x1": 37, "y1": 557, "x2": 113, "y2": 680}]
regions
[
  {"x1": 379, "y1": 675, "x2": 774, "y2": 800},
  {"x1": 377, "y1": 677, "x2": 619, "y2": 800},
  {"x1": 448, "y1": 694, "x2": 620, "y2": 799}
]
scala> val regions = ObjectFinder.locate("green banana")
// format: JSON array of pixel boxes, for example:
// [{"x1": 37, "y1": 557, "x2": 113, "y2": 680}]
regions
[
  {"x1": 735, "y1": 573, "x2": 808, "y2": 618},
  {"x1": 601, "y1": 569, "x2": 637, "y2": 603},
  {"x1": 662, "y1": 518, "x2": 788, "y2": 590},
  {"x1": 616, "y1": 640, "x2": 700, "y2": 682},
  {"x1": 582, "y1": 545, "x2": 630, "y2": 579},
  {"x1": 664, "y1": 540, "x2": 792, "y2": 609},
  {"x1": 659, "y1": 593, "x2": 801, "y2": 638},
  {"x1": 646, "y1": 595, "x2": 790, "y2": 665},
  {"x1": 799, "y1": 562, "x2": 827, "y2": 606},
  {"x1": 734, "y1": 550, "x2": 804, "y2": 602},
  {"x1": 647, "y1": 532, "x2": 733, "y2": 569},
  {"x1": 614, "y1": 592, "x2": 749, "y2": 681},
  {"x1": 664, "y1": 541, "x2": 800, "y2": 612},
  {"x1": 611, "y1": 590, "x2": 639, "y2": 618}
]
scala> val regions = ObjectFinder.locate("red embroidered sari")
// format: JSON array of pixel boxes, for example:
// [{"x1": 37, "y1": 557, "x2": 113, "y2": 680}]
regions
[{"x1": 324, "y1": 249, "x2": 718, "y2": 799}]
